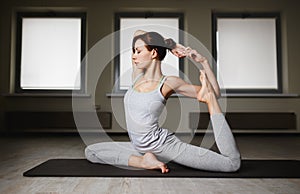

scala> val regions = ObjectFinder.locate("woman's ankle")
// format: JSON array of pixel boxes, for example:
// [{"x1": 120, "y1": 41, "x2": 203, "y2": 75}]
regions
[
  {"x1": 207, "y1": 94, "x2": 222, "y2": 115},
  {"x1": 128, "y1": 155, "x2": 144, "y2": 169}
]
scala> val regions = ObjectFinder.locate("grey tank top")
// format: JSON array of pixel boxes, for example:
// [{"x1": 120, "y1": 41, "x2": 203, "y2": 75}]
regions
[{"x1": 124, "y1": 73, "x2": 172, "y2": 153}]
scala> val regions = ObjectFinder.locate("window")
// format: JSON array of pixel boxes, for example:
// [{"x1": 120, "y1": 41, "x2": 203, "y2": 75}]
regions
[
  {"x1": 114, "y1": 12, "x2": 184, "y2": 92},
  {"x1": 212, "y1": 13, "x2": 282, "y2": 93},
  {"x1": 15, "y1": 12, "x2": 86, "y2": 93}
]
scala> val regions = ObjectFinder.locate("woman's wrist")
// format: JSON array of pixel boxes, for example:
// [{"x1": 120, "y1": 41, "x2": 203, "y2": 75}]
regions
[{"x1": 200, "y1": 60, "x2": 211, "y2": 68}]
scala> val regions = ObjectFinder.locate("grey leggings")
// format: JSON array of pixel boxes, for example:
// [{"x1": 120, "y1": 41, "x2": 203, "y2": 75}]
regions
[{"x1": 85, "y1": 113, "x2": 241, "y2": 172}]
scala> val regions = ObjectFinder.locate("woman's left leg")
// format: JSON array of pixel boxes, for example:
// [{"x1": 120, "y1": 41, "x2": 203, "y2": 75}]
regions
[
  {"x1": 85, "y1": 141, "x2": 169, "y2": 173},
  {"x1": 85, "y1": 142, "x2": 142, "y2": 166}
]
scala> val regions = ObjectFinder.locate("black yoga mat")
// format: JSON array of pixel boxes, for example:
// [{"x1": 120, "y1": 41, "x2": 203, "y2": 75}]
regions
[{"x1": 23, "y1": 159, "x2": 300, "y2": 178}]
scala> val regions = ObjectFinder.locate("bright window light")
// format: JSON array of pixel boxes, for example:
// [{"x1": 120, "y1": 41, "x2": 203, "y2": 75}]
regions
[
  {"x1": 217, "y1": 18, "x2": 277, "y2": 89},
  {"x1": 212, "y1": 13, "x2": 282, "y2": 93},
  {"x1": 20, "y1": 18, "x2": 82, "y2": 90}
]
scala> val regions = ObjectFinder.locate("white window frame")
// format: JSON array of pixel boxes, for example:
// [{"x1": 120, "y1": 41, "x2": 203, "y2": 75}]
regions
[
  {"x1": 15, "y1": 12, "x2": 86, "y2": 93},
  {"x1": 212, "y1": 13, "x2": 282, "y2": 94},
  {"x1": 114, "y1": 12, "x2": 184, "y2": 92}
]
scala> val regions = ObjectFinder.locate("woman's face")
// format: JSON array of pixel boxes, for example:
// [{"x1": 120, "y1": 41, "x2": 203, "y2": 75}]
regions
[{"x1": 132, "y1": 39, "x2": 153, "y2": 69}]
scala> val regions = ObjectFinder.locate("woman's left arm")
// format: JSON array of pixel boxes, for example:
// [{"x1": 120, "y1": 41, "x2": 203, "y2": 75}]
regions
[
  {"x1": 166, "y1": 76, "x2": 201, "y2": 99},
  {"x1": 186, "y1": 48, "x2": 221, "y2": 98},
  {"x1": 170, "y1": 44, "x2": 220, "y2": 97}
]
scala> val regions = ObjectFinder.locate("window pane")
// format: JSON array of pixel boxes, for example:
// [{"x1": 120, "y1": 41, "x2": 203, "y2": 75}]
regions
[
  {"x1": 119, "y1": 18, "x2": 179, "y2": 90},
  {"x1": 217, "y1": 18, "x2": 278, "y2": 90},
  {"x1": 21, "y1": 18, "x2": 81, "y2": 90}
]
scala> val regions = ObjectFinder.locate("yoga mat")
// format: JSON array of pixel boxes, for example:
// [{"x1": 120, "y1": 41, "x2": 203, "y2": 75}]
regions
[{"x1": 23, "y1": 159, "x2": 300, "y2": 178}]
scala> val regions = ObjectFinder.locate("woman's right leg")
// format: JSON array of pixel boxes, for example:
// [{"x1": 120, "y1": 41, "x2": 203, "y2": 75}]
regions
[
  {"x1": 197, "y1": 70, "x2": 241, "y2": 167},
  {"x1": 157, "y1": 114, "x2": 241, "y2": 172},
  {"x1": 156, "y1": 71, "x2": 241, "y2": 172}
]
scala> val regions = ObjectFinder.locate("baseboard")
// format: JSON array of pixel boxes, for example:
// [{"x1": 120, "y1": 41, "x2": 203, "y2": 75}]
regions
[{"x1": 4, "y1": 111, "x2": 112, "y2": 132}]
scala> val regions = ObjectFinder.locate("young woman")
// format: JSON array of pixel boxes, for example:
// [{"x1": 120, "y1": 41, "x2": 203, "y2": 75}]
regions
[{"x1": 85, "y1": 30, "x2": 241, "y2": 173}]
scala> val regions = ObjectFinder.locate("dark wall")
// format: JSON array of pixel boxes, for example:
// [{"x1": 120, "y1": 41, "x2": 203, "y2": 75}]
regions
[{"x1": 0, "y1": 0, "x2": 299, "y2": 133}]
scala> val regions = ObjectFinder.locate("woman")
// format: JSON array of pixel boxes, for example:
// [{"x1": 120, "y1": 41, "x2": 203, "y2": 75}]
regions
[{"x1": 85, "y1": 30, "x2": 241, "y2": 173}]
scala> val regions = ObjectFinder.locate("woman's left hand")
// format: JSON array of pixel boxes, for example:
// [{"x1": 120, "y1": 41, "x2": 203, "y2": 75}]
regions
[{"x1": 171, "y1": 43, "x2": 187, "y2": 58}]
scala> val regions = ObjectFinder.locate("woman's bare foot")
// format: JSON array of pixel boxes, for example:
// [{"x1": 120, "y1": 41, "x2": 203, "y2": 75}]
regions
[
  {"x1": 197, "y1": 70, "x2": 222, "y2": 115},
  {"x1": 141, "y1": 152, "x2": 169, "y2": 173},
  {"x1": 197, "y1": 70, "x2": 215, "y2": 103}
]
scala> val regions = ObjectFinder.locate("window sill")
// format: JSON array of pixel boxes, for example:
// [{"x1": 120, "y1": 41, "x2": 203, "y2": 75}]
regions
[
  {"x1": 106, "y1": 93, "x2": 299, "y2": 98},
  {"x1": 2, "y1": 93, "x2": 91, "y2": 98},
  {"x1": 106, "y1": 93, "x2": 186, "y2": 98},
  {"x1": 222, "y1": 93, "x2": 299, "y2": 98}
]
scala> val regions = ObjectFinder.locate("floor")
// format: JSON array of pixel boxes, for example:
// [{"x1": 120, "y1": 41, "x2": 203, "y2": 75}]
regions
[{"x1": 0, "y1": 133, "x2": 300, "y2": 194}]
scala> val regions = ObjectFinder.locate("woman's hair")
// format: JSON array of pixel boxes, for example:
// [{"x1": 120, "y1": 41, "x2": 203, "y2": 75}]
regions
[{"x1": 132, "y1": 31, "x2": 176, "y2": 61}]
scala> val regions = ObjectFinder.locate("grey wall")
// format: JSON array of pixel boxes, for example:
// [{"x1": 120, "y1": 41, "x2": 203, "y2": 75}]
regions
[{"x1": 0, "y1": 0, "x2": 299, "y2": 133}]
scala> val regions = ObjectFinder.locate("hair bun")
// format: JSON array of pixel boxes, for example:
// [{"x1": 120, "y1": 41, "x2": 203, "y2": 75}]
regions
[{"x1": 164, "y1": 38, "x2": 176, "y2": 50}]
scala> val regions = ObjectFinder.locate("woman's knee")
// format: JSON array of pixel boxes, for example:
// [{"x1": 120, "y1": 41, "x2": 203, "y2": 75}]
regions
[
  {"x1": 84, "y1": 143, "x2": 105, "y2": 162},
  {"x1": 228, "y1": 157, "x2": 241, "y2": 172},
  {"x1": 85, "y1": 142, "x2": 119, "y2": 163},
  {"x1": 85, "y1": 145, "x2": 95, "y2": 161},
  {"x1": 218, "y1": 157, "x2": 241, "y2": 172}
]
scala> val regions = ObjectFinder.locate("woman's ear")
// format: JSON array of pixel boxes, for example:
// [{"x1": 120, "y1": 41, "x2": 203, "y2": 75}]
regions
[{"x1": 151, "y1": 49, "x2": 158, "y2": 59}]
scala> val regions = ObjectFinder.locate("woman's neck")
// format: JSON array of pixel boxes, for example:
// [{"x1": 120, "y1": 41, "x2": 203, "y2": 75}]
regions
[{"x1": 143, "y1": 60, "x2": 163, "y2": 81}]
